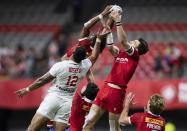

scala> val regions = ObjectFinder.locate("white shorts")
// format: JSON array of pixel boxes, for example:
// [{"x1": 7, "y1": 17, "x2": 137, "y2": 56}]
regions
[{"x1": 37, "y1": 93, "x2": 72, "y2": 124}]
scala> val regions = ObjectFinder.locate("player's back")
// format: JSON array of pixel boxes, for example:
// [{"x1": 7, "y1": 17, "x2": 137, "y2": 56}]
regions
[
  {"x1": 48, "y1": 59, "x2": 92, "y2": 98},
  {"x1": 130, "y1": 112, "x2": 165, "y2": 131}
]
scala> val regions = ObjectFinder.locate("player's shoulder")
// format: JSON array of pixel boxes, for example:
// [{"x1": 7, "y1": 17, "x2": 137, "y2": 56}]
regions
[
  {"x1": 81, "y1": 58, "x2": 91, "y2": 64},
  {"x1": 159, "y1": 116, "x2": 165, "y2": 121},
  {"x1": 80, "y1": 59, "x2": 92, "y2": 68},
  {"x1": 131, "y1": 112, "x2": 147, "y2": 118},
  {"x1": 134, "y1": 112, "x2": 145, "y2": 116}
]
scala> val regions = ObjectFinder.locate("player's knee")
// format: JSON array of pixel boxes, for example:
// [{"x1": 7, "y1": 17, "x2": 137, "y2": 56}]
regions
[
  {"x1": 27, "y1": 122, "x2": 42, "y2": 131},
  {"x1": 27, "y1": 125, "x2": 36, "y2": 131}
]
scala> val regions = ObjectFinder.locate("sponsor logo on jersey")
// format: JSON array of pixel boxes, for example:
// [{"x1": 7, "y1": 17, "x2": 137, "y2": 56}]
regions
[
  {"x1": 56, "y1": 85, "x2": 75, "y2": 93},
  {"x1": 146, "y1": 123, "x2": 161, "y2": 130},
  {"x1": 145, "y1": 117, "x2": 164, "y2": 126},
  {"x1": 69, "y1": 67, "x2": 82, "y2": 73},
  {"x1": 116, "y1": 57, "x2": 128, "y2": 63}
]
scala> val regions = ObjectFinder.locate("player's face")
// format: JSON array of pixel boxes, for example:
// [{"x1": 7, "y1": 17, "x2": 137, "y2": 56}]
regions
[{"x1": 129, "y1": 40, "x2": 140, "y2": 48}]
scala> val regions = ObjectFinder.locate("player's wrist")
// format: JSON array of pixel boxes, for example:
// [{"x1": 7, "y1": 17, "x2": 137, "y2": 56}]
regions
[
  {"x1": 98, "y1": 14, "x2": 103, "y2": 20},
  {"x1": 107, "y1": 33, "x2": 114, "y2": 46},
  {"x1": 96, "y1": 38, "x2": 101, "y2": 43},
  {"x1": 116, "y1": 21, "x2": 122, "y2": 26},
  {"x1": 25, "y1": 87, "x2": 31, "y2": 92}
]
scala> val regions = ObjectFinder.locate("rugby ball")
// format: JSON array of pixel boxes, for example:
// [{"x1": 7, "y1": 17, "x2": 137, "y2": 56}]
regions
[{"x1": 110, "y1": 5, "x2": 123, "y2": 13}]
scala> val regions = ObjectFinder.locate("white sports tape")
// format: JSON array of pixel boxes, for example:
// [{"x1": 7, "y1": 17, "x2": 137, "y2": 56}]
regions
[
  {"x1": 107, "y1": 33, "x2": 114, "y2": 45},
  {"x1": 84, "y1": 20, "x2": 91, "y2": 27},
  {"x1": 109, "y1": 120, "x2": 116, "y2": 131},
  {"x1": 96, "y1": 38, "x2": 101, "y2": 43},
  {"x1": 83, "y1": 109, "x2": 97, "y2": 128},
  {"x1": 98, "y1": 14, "x2": 103, "y2": 19},
  {"x1": 25, "y1": 87, "x2": 30, "y2": 92}
]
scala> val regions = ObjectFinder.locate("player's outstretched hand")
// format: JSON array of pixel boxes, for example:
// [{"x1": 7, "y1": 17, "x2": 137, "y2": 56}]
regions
[
  {"x1": 125, "y1": 92, "x2": 136, "y2": 107},
  {"x1": 15, "y1": 88, "x2": 29, "y2": 98},
  {"x1": 110, "y1": 10, "x2": 122, "y2": 22},
  {"x1": 101, "y1": 5, "x2": 112, "y2": 17},
  {"x1": 97, "y1": 28, "x2": 111, "y2": 40}
]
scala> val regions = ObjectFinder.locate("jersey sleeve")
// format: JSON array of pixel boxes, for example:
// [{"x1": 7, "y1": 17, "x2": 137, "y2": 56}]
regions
[
  {"x1": 49, "y1": 62, "x2": 62, "y2": 77},
  {"x1": 130, "y1": 113, "x2": 141, "y2": 124},
  {"x1": 82, "y1": 59, "x2": 92, "y2": 70}
]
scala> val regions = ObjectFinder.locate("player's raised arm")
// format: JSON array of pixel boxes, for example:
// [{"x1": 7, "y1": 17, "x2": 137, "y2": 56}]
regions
[
  {"x1": 88, "y1": 30, "x2": 110, "y2": 65},
  {"x1": 80, "y1": 5, "x2": 112, "y2": 38},
  {"x1": 102, "y1": 16, "x2": 119, "y2": 57},
  {"x1": 86, "y1": 69, "x2": 94, "y2": 83},
  {"x1": 15, "y1": 72, "x2": 54, "y2": 98},
  {"x1": 110, "y1": 10, "x2": 132, "y2": 52},
  {"x1": 106, "y1": 31, "x2": 119, "y2": 57},
  {"x1": 119, "y1": 93, "x2": 135, "y2": 125}
]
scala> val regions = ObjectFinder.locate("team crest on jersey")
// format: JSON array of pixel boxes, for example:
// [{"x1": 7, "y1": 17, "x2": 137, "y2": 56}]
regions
[
  {"x1": 116, "y1": 57, "x2": 128, "y2": 63},
  {"x1": 82, "y1": 105, "x2": 90, "y2": 112},
  {"x1": 145, "y1": 117, "x2": 164, "y2": 126}
]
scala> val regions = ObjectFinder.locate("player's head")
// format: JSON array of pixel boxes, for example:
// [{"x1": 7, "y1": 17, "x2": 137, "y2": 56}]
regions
[
  {"x1": 147, "y1": 94, "x2": 165, "y2": 115},
  {"x1": 129, "y1": 38, "x2": 149, "y2": 55},
  {"x1": 89, "y1": 34, "x2": 106, "y2": 53},
  {"x1": 81, "y1": 83, "x2": 99, "y2": 101},
  {"x1": 73, "y1": 45, "x2": 86, "y2": 63}
]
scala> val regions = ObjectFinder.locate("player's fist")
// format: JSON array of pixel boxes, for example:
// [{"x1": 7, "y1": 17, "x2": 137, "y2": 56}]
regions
[
  {"x1": 15, "y1": 88, "x2": 30, "y2": 98},
  {"x1": 101, "y1": 5, "x2": 113, "y2": 17},
  {"x1": 110, "y1": 9, "x2": 122, "y2": 22}
]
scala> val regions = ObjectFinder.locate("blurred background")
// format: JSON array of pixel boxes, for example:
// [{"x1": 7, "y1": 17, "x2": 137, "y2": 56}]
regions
[{"x1": 0, "y1": 0, "x2": 187, "y2": 130}]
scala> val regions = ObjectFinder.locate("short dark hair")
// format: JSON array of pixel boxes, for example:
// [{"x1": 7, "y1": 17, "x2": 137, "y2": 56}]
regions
[
  {"x1": 137, "y1": 38, "x2": 149, "y2": 55},
  {"x1": 149, "y1": 94, "x2": 165, "y2": 115},
  {"x1": 81, "y1": 83, "x2": 99, "y2": 100},
  {"x1": 90, "y1": 36, "x2": 106, "y2": 53},
  {"x1": 73, "y1": 46, "x2": 86, "y2": 63}
]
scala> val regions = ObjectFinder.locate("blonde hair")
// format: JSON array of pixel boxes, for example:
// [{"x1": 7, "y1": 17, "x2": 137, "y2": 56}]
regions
[{"x1": 149, "y1": 94, "x2": 165, "y2": 115}]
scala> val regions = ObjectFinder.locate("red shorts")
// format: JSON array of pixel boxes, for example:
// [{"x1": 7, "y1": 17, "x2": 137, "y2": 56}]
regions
[
  {"x1": 93, "y1": 83, "x2": 126, "y2": 114},
  {"x1": 69, "y1": 126, "x2": 81, "y2": 131}
]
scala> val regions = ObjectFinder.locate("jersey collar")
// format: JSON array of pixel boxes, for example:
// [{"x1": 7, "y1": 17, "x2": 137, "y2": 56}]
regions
[
  {"x1": 82, "y1": 97, "x2": 93, "y2": 103},
  {"x1": 148, "y1": 111, "x2": 160, "y2": 117}
]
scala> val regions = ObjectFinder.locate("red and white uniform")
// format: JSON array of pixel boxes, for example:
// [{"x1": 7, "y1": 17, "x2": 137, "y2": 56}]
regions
[
  {"x1": 94, "y1": 48, "x2": 139, "y2": 114},
  {"x1": 129, "y1": 112, "x2": 165, "y2": 131},
  {"x1": 37, "y1": 59, "x2": 92, "y2": 124},
  {"x1": 67, "y1": 37, "x2": 92, "y2": 57},
  {"x1": 69, "y1": 90, "x2": 92, "y2": 131}
]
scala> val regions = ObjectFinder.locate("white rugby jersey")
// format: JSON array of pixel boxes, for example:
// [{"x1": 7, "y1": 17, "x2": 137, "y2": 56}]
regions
[{"x1": 48, "y1": 59, "x2": 92, "y2": 98}]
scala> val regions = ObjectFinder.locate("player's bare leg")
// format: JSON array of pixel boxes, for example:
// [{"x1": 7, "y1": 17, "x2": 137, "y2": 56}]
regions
[
  {"x1": 53, "y1": 121, "x2": 67, "y2": 131},
  {"x1": 27, "y1": 113, "x2": 49, "y2": 131},
  {"x1": 82, "y1": 104, "x2": 105, "y2": 131},
  {"x1": 109, "y1": 112, "x2": 121, "y2": 131}
]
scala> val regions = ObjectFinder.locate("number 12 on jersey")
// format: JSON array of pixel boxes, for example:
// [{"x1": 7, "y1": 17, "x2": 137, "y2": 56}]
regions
[{"x1": 66, "y1": 76, "x2": 79, "y2": 86}]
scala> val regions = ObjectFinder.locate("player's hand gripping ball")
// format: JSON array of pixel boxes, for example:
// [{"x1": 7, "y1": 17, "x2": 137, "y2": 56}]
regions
[{"x1": 110, "y1": 5, "x2": 123, "y2": 14}]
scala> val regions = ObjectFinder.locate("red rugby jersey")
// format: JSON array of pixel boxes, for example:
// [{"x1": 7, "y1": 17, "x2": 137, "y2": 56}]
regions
[
  {"x1": 130, "y1": 112, "x2": 165, "y2": 131},
  {"x1": 69, "y1": 90, "x2": 92, "y2": 130},
  {"x1": 67, "y1": 37, "x2": 92, "y2": 57},
  {"x1": 105, "y1": 48, "x2": 139, "y2": 88}
]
